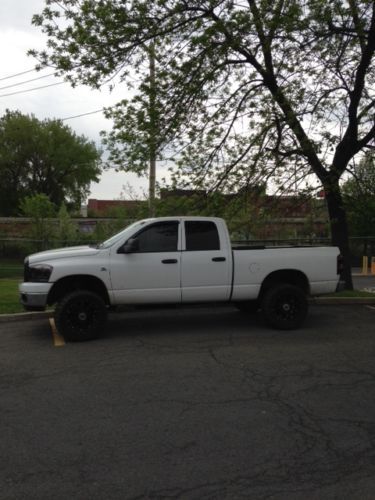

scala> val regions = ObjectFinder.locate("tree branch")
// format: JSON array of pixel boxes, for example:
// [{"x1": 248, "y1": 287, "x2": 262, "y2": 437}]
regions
[
  {"x1": 357, "y1": 122, "x2": 375, "y2": 150},
  {"x1": 328, "y1": 2, "x2": 375, "y2": 176}
]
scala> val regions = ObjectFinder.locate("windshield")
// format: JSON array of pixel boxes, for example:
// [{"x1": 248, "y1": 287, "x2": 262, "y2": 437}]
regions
[{"x1": 98, "y1": 220, "x2": 149, "y2": 249}]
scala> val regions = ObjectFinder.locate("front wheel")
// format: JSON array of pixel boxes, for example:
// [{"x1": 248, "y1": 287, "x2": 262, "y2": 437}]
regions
[
  {"x1": 55, "y1": 290, "x2": 107, "y2": 342},
  {"x1": 261, "y1": 284, "x2": 308, "y2": 330}
]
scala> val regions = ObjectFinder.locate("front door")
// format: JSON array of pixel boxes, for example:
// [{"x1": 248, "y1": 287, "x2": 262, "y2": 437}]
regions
[{"x1": 110, "y1": 220, "x2": 182, "y2": 304}]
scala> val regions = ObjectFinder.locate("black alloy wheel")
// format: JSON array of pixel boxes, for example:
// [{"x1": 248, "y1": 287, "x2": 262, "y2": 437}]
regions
[
  {"x1": 55, "y1": 290, "x2": 107, "y2": 341},
  {"x1": 261, "y1": 284, "x2": 308, "y2": 330}
]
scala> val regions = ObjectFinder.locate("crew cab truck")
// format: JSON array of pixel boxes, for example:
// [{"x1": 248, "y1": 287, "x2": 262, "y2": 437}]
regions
[{"x1": 19, "y1": 217, "x2": 341, "y2": 341}]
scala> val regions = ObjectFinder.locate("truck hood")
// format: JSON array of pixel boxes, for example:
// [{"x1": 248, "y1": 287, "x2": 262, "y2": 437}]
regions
[{"x1": 28, "y1": 245, "x2": 101, "y2": 264}]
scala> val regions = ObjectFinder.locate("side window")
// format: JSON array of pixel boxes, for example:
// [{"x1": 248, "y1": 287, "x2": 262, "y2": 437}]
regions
[
  {"x1": 185, "y1": 221, "x2": 220, "y2": 251},
  {"x1": 133, "y1": 221, "x2": 178, "y2": 252}
]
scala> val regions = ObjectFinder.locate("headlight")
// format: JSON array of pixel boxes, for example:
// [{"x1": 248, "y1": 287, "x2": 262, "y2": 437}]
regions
[{"x1": 26, "y1": 264, "x2": 53, "y2": 283}]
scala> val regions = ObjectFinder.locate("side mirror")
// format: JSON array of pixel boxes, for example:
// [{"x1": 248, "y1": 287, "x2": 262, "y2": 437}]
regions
[{"x1": 118, "y1": 237, "x2": 139, "y2": 254}]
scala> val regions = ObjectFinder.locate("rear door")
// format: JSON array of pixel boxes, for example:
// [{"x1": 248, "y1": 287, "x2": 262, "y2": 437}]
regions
[{"x1": 181, "y1": 220, "x2": 231, "y2": 302}]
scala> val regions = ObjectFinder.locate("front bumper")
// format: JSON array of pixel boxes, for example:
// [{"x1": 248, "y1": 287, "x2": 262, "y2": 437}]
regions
[{"x1": 19, "y1": 282, "x2": 53, "y2": 310}]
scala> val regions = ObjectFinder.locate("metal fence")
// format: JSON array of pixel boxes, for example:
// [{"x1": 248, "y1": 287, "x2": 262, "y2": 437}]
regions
[
  {"x1": 1, "y1": 235, "x2": 374, "y2": 280},
  {"x1": 0, "y1": 238, "x2": 100, "y2": 279}
]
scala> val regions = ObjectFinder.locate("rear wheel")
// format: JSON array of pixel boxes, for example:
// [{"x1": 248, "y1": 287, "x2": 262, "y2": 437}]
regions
[
  {"x1": 261, "y1": 284, "x2": 308, "y2": 330},
  {"x1": 55, "y1": 290, "x2": 107, "y2": 342}
]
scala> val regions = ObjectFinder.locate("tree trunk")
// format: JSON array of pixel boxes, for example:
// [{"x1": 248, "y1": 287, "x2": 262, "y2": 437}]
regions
[{"x1": 323, "y1": 178, "x2": 353, "y2": 290}]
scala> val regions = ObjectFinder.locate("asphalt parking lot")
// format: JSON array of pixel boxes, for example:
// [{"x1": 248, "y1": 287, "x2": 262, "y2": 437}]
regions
[{"x1": 1, "y1": 304, "x2": 375, "y2": 500}]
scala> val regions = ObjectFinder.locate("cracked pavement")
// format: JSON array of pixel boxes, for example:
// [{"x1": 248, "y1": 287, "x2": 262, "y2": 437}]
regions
[{"x1": 1, "y1": 304, "x2": 375, "y2": 499}]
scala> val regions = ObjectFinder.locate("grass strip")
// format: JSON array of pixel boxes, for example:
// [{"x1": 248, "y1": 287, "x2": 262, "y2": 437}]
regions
[
  {"x1": 325, "y1": 289, "x2": 375, "y2": 298},
  {"x1": 0, "y1": 279, "x2": 23, "y2": 314},
  {"x1": 0, "y1": 259, "x2": 23, "y2": 279}
]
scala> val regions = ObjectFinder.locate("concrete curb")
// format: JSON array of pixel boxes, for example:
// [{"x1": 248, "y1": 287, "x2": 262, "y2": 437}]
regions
[
  {"x1": 0, "y1": 311, "x2": 52, "y2": 323},
  {"x1": 311, "y1": 297, "x2": 375, "y2": 305}
]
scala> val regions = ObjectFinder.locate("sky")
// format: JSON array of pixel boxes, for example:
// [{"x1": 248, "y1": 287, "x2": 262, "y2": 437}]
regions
[{"x1": 0, "y1": 0, "x2": 162, "y2": 202}]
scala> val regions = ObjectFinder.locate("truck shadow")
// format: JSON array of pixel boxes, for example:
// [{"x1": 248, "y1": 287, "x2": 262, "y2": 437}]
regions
[
  {"x1": 98, "y1": 303, "x2": 360, "y2": 348},
  {"x1": 106, "y1": 305, "x2": 258, "y2": 338},
  {"x1": 103, "y1": 304, "x2": 328, "y2": 342}
]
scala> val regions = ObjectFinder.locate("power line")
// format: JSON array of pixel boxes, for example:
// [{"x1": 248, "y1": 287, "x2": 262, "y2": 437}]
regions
[
  {"x1": 0, "y1": 72, "x2": 58, "y2": 91},
  {"x1": 0, "y1": 68, "x2": 38, "y2": 82},
  {"x1": 0, "y1": 81, "x2": 65, "y2": 98},
  {"x1": 61, "y1": 109, "x2": 104, "y2": 121}
]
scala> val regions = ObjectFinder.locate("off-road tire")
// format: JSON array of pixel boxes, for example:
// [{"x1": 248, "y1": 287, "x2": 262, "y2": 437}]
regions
[
  {"x1": 261, "y1": 284, "x2": 308, "y2": 330},
  {"x1": 55, "y1": 290, "x2": 107, "y2": 342}
]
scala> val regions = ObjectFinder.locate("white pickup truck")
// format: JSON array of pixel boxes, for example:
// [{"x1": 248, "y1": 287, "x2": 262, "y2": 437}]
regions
[{"x1": 19, "y1": 217, "x2": 342, "y2": 341}]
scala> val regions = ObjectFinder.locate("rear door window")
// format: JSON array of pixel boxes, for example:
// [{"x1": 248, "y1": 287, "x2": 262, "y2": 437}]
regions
[{"x1": 185, "y1": 221, "x2": 220, "y2": 251}]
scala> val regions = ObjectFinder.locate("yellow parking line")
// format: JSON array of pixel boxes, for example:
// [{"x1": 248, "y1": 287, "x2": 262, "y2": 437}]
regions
[{"x1": 49, "y1": 318, "x2": 65, "y2": 347}]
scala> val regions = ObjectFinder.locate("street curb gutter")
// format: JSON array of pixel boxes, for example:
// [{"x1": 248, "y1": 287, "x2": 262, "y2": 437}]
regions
[
  {"x1": 1, "y1": 297, "x2": 375, "y2": 323},
  {"x1": 0, "y1": 311, "x2": 52, "y2": 323},
  {"x1": 311, "y1": 297, "x2": 375, "y2": 305}
]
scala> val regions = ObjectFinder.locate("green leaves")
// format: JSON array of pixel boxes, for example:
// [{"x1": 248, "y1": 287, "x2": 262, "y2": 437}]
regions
[
  {"x1": 20, "y1": 193, "x2": 56, "y2": 243},
  {"x1": 21, "y1": 193, "x2": 56, "y2": 219},
  {"x1": 343, "y1": 153, "x2": 375, "y2": 236},
  {"x1": 0, "y1": 110, "x2": 101, "y2": 215},
  {"x1": 30, "y1": 0, "x2": 375, "y2": 193}
]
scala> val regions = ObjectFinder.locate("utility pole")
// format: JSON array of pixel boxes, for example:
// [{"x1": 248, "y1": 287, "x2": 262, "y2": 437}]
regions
[{"x1": 148, "y1": 42, "x2": 156, "y2": 217}]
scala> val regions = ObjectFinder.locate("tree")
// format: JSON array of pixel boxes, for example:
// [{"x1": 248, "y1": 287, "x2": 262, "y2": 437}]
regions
[
  {"x1": 0, "y1": 110, "x2": 101, "y2": 215},
  {"x1": 56, "y1": 204, "x2": 78, "y2": 245},
  {"x1": 342, "y1": 152, "x2": 375, "y2": 236},
  {"x1": 31, "y1": 1, "x2": 375, "y2": 288},
  {"x1": 20, "y1": 193, "x2": 56, "y2": 247}
]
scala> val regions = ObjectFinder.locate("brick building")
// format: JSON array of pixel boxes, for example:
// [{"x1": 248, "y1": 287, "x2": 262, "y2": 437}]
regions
[{"x1": 87, "y1": 199, "x2": 144, "y2": 216}]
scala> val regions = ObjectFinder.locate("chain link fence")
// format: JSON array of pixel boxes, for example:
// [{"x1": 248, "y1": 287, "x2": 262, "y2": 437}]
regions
[
  {"x1": 1, "y1": 235, "x2": 374, "y2": 280},
  {"x1": 0, "y1": 238, "x2": 100, "y2": 279}
]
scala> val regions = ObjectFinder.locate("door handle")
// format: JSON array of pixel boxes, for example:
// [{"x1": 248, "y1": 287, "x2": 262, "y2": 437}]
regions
[
  {"x1": 212, "y1": 257, "x2": 226, "y2": 262},
  {"x1": 162, "y1": 259, "x2": 178, "y2": 264}
]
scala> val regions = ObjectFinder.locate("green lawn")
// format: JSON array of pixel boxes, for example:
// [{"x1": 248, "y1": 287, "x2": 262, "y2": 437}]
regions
[
  {"x1": 0, "y1": 259, "x2": 23, "y2": 279},
  {"x1": 325, "y1": 289, "x2": 375, "y2": 297},
  {"x1": 0, "y1": 279, "x2": 23, "y2": 314}
]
